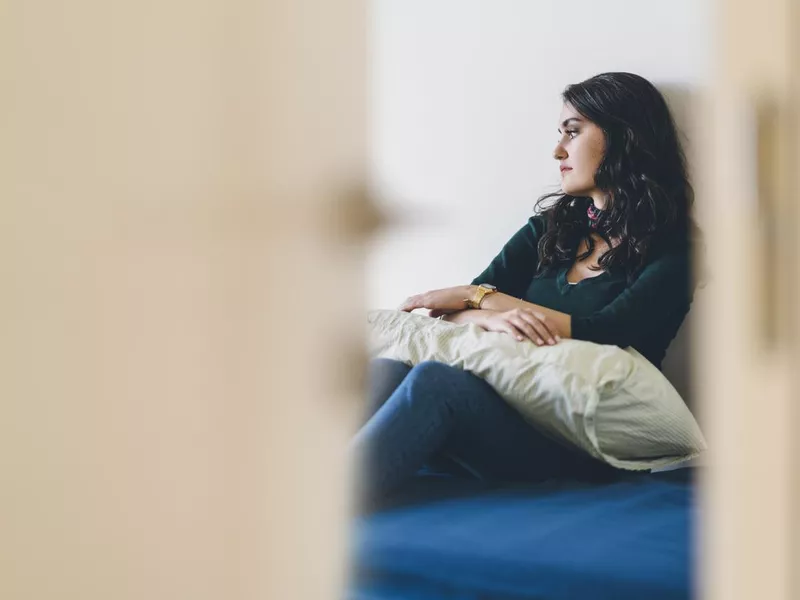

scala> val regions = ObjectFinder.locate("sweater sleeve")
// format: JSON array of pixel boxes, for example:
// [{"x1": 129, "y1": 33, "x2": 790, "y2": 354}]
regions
[
  {"x1": 570, "y1": 245, "x2": 694, "y2": 348},
  {"x1": 470, "y1": 216, "x2": 546, "y2": 299}
]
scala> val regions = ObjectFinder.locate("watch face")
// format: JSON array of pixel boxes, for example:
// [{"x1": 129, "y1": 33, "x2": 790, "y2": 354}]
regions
[{"x1": 480, "y1": 283, "x2": 497, "y2": 291}]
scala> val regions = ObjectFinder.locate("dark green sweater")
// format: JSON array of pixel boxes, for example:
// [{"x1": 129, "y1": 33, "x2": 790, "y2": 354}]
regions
[{"x1": 470, "y1": 215, "x2": 695, "y2": 370}]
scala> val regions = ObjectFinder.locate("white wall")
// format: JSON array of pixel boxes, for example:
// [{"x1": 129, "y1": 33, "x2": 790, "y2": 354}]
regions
[{"x1": 367, "y1": 0, "x2": 711, "y2": 310}]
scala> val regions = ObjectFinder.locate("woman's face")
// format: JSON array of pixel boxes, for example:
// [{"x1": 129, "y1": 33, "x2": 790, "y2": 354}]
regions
[{"x1": 553, "y1": 103, "x2": 606, "y2": 198}]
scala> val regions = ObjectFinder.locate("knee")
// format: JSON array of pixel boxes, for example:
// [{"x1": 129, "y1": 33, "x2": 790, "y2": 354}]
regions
[
  {"x1": 367, "y1": 358, "x2": 413, "y2": 394},
  {"x1": 407, "y1": 360, "x2": 462, "y2": 385},
  {"x1": 370, "y1": 358, "x2": 412, "y2": 379},
  {"x1": 404, "y1": 361, "x2": 483, "y2": 415}
]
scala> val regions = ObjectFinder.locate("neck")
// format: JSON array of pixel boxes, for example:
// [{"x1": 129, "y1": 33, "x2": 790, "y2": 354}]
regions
[{"x1": 589, "y1": 192, "x2": 608, "y2": 211}]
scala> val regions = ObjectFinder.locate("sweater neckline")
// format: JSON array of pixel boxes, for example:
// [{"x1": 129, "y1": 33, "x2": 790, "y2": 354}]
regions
[{"x1": 556, "y1": 267, "x2": 612, "y2": 294}]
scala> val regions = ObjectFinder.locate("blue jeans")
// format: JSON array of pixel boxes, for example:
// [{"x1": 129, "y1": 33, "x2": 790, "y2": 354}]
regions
[{"x1": 352, "y1": 359, "x2": 620, "y2": 504}]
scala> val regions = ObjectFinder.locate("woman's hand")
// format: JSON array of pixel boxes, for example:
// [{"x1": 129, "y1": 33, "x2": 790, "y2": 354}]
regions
[
  {"x1": 398, "y1": 285, "x2": 473, "y2": 313},
  {"x1": 482, "y1": 307, "x2": 562, "y2": 346}
]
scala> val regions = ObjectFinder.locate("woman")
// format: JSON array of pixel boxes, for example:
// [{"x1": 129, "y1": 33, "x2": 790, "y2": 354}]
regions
[{"x1": 352, "y1": 72, "x2": 702, "y2": 507}]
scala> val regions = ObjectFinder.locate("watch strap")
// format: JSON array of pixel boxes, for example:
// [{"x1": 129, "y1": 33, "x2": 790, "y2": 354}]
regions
[{"x1": 467, "y1": 284, "x2": 497, "y2": 309}]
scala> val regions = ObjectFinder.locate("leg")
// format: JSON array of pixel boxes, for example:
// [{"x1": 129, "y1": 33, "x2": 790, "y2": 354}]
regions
[
  {"x1": 351, "y1": 361, "x2": 617, "y2": 503},
  {"x1": 362, "y1": 358, "x2": 413, "y2": 425},
  {"x1": 362, "y1": 358, "x2": 471, "y2": 477},
  {"x1": 437, "y1": 367, "x2": 618, "y2": 485}
]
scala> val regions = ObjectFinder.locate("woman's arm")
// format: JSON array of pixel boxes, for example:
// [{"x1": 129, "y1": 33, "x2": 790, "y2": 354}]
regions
[
  {"x1": 437, "y1": 299, "x2": 564, "y2": 346},
  {"x1": 479, "y1": 247, "x2": 694, "y2": 348},
  {"x1": 438, "y1": 230, "x2": 693, "y2": 348},
  {"x1": 480, "y1": 247, "x2": 693, "y2": 347},
  {"x1": 470, "y1": 216, "x2": 546, "y2": 297},
  {"x1": 478, "y1": 294, "x2": 572, "y2": 338},
  {"x1": 398, "y1": 284, "x2": 568, "y2": 338},
  {"x1": 564, "y1": 248, "x2": 693, "y2": 347},
  {"x1": 440, "y1": 307, "x2": 491, "y2": 327},
  {"x1": 439, "y1": 296, "x2": 570, "y2": 336},
  {"x1": 401, "y1": 215, "x2": 570, "y2": 337}
]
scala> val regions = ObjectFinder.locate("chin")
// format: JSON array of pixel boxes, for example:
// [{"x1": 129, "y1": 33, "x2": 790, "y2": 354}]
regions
[
  {"x1": 561, "y1": 179, "x2": 593, "y2": 197},
  {"x1": 562, "y1": 185, "x2": 588, "y2": 196},
  {"x1": 561, "y1": 173, "x2": 591, "y2": 196}
]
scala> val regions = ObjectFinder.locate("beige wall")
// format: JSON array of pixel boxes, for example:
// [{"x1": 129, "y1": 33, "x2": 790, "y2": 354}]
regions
[
  {"x1": 697, "y1": 1, "x2": 800, "y2": 599},
  {"x1": 1, "y1": 1, "x2": 368, "y2": 598}
]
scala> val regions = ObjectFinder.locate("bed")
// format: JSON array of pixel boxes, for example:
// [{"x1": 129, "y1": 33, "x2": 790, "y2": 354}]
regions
[{"x1": 346, "y1": 467, "x2": 697, "y2": 600}]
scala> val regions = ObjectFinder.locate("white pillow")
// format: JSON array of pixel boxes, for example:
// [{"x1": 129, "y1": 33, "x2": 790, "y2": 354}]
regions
[{"x1": 366, "y1": 309, "x2": 707, "y2": 471}]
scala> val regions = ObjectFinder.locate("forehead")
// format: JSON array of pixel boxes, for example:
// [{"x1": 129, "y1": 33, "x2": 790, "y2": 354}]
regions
[{"x1": 558, "y1": 102, "x2": 584, "y2": 124}]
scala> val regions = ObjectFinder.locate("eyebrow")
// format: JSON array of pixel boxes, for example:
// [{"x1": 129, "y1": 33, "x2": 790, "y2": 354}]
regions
[{"x1": 557, "y1": 117, "x2": 584, "y2": 132}]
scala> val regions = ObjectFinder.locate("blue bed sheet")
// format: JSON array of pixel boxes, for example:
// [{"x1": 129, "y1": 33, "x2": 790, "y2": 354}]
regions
[{"x1": 347, "y1": 469, "x2": 697, "y2": 600}]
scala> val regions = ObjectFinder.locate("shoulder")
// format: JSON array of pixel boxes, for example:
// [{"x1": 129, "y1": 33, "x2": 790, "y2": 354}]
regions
[
  {"x1": 648, "y1": 230, "x2": 693, "y2": 264},
  {"x1": 503, "y1": 213, "x2": 548, "y2": 247},
  {"x1": 633, "y1": 233, "x2": 694, "y2": 288},
  {"x1": 525, "y1": 213, "x2": 549, "y2": 239}
]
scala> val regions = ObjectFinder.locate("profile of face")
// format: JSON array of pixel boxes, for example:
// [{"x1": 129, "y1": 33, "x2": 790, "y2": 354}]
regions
[{"x1": 553, "y1": 103, "x2": 606, "y2": 199}]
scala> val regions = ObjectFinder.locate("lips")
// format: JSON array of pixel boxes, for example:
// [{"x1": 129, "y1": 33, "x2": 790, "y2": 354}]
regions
[{"x1": 560, "y1": 166, "x2": 572, "y2": 173}]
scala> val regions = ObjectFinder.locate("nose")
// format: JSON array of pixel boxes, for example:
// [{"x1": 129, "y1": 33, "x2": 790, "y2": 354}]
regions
[{"x1": 553, "y1": 142, "x2": 567, "y2": 161}]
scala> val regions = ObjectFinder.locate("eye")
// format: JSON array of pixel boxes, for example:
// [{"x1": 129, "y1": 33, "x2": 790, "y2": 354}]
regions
[{"x1": 558, "y1": 129, "x2": 579, "y2": 142}]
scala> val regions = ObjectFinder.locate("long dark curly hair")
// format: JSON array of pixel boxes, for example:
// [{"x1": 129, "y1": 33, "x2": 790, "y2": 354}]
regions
[{"x1": 534, "y1": 72, "x2": 701, "y2": 284}]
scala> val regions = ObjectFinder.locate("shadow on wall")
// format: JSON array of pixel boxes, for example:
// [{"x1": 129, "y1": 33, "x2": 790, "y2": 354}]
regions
[{"x1": 653, "y1": 83, "x2": 705, "y2": 421}]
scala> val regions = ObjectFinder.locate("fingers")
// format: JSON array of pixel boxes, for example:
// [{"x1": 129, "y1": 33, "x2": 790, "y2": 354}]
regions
[
  {"x1": 488, "y1": 315, "x2": 542, "y2": 345},
  {"x1": 497, "y1": 308, "x2": 560, "y2": 346},
  {"x1": 397, "y1": 295, "x2": 424, "y2": 312},
  {"x1": 503, "y1": 321, "x2": 553, "y2": 346},
  {"x1": 398, "y1": 286, "x2": 471, "y2": 313},
  {"x1": 517, "y1": 312, "x2": 560, "y2": 345},
  {"x1": 533, "y1": 312, "x2": 562, "y2": 342},
  {"x1": 511, "y1": 316, "x2": 554, "y2": 346},
  {"x1": 500, "y1": 323, "x2": 528, "y2": 342},
  {"x1": 429, "y1": 308, "x2": 460, "y2": 318},
  {"x1": 508, "y1": 316, "x2": 543, "y2": 345},
  {"x1": 489, "y1": 318, "x2": 550, "y2": 346}
]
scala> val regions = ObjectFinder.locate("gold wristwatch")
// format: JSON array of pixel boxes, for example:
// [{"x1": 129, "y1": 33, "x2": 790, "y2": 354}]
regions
[{"x1": 465, "y1": 283, "x2": 497, "y2": 309}]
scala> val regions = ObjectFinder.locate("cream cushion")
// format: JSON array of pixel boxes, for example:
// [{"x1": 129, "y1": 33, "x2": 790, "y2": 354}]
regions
[{"x1": 366, "y1": 309, "x2": 707, "y2": 471}]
